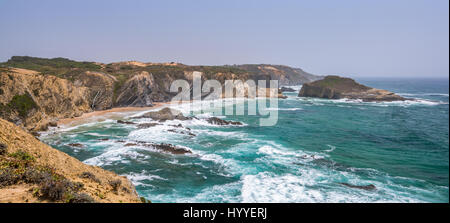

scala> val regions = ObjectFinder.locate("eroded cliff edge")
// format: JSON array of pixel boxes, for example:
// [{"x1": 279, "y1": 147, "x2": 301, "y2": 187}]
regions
[{"x1": 0, "y1": 118, "x2": 142, "y2": 203}]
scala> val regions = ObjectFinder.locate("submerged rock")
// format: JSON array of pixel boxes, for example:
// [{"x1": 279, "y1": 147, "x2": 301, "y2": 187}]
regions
[
  {"x1": 167, "y1": 129, "x2": 196, "y2": 137},
  {"x1": 136, "y1": 123, "x2": 159, "y2": 129},
  {"x1": 120, "y1": 140, "x2": 191, "y2": 155},
  {"x1": 136, "y1": 108, "x2": 191, "y2": 122},
  {"x1": 299, "y1": 75, "x2": 406, "y2": 102},
  {"x1": 339, "y1": 183, "x2": 376, "y2": 191},
  {"x1": 206, "y1": 117, "x2": 242, "y2": 126},
  {"x1": 117, "y1": 120, "x2": 136, "y2": 125},
  {"x1": 67, "y1": 143, "x2": 84, "y2": 148}
]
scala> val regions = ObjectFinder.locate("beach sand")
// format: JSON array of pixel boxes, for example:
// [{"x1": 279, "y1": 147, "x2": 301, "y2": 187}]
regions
[{"x1": 57, "y1": 102, "x2": 168, "y2": 127}]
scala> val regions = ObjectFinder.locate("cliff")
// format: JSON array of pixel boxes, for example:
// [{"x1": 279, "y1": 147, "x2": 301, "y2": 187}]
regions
[
  {"x1": 298, "y1": 75, "x2": 406, "y2": 102},
  {"x1": 0, "y1": 56, "x2": 322, "y2": 131},
  {"x1": 234, "y1": 64, "x2": 323, "y2": 85},
  {"x1": 0, "y1": 118, "x2": 141, "y2": 203}
]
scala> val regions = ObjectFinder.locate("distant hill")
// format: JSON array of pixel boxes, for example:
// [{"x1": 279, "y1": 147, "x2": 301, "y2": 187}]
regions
[{"x1": 233, "y1": 64, "x2": 323, "y2": 85}]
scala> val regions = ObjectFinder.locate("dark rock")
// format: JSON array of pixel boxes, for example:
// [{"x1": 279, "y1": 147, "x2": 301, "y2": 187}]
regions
[
  {"x1": 131, "y1": 141, "x2": 191, "y2": 155},
  {"x1": 206, "y1": 117, "x2": 242, "y2": 126},
  {"x1": 169, "y1": 124, "x2": 191, "y2": 131},
  {"x1": 136, "y1": 123, "x2": 159, "y2": 129},
  {"x1": 114, "y1": 71, "x2": 155, "y2": 107},
  {"x1": 67, "y1": 143, "x2": 84, "y2": 148},
  {"x1": 280, "y1": 87, "x2": 296, "y2": 92},
  {"x1": 167, "y1": 129, "x2": 196, "y2": 137},
  {"x1": 0, "y1": 142, "x2": 7, "y2": 155},
  {"x1": 299, "y1": 75, "x2": 407, "y2": 102},
  {"x1": 30, "y1": 131, "x2": 41, "y2": 137},
  {"x1": 98, "y1": 138, "x2": 109, "y2": 141},
  {"x1": 150, "y1": 143, "x2": 191, "y2": 155},
  {"x1": 136, "y1": 108, "x2": 191, "y2": 122},
  {"x1": 48, "y1": 121, "x2": 58, "y2": 127},
  {"x1": 339, "y1": 183, "x2": 376, "y2": 191},
  {"x1": 117, "y1": 120, "x2": 136, "y2": 125},
  {"x1": 124, "y1": 143, "x2": 138, "y2": 147}
]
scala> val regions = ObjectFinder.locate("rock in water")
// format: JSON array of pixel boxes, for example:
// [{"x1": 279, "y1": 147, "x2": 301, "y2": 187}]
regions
[
  {"x1": 339, "y1": 183, "x2": 376, "y2": 191},
  {"x1": 136, "y1": 108, "x2": 191, "y2": 122},
  {"x1": 206, "y1": 117, "x2": 242, "y2": 125},
  {"x1": 298, "y1": 75, "x2": 406, "y2": 102},
  {"x1": 117, "y1": 120, "x2": 136, "y2": 125},
  {"x1": 136, "y1": 123, "x2": 159, "y2": 128}
]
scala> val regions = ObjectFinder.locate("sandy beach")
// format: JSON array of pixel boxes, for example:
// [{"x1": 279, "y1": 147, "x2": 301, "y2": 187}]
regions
[{"x1": 57, "y1": 102, "x2": 168, "y2": 127}]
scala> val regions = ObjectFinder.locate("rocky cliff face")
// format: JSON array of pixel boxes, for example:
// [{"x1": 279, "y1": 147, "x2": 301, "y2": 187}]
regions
[
  {"x1": 115, "y1": 71, "x2": 156, "y2": 107},
  {"x1": 298, "y1": 75, "x2": 406, "y2": 102},
  {"x1": 234, "y1": 64, "x2": 323, "y2": 85},
  {"x1": 72, "y1": 71, "x2": 117, "y2": 110},
  {"x1": 0, "y1": 118, "x2": 141, "y2": 203},
  {"x1": 0, "y1": 68, "x2": 93, "y2": 132}
]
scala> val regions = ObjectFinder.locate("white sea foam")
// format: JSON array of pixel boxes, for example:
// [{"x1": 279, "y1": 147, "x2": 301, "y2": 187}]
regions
[
  {"x1": 126, "y1": 171, "x2": 168, "y2": 186},
  {"x1": 264, "y1": 107, "x2": 303, "y2": 111},
  {"x1": 324, "y1": 145, "x2": 336, "y2": 153},
  {"x1": 281, "y1": 85, "x2": 303, "y2": 91},
  {"x1": 240, "y1": 170, "x2": 426, "y2": 203},
  {"x1": 398, "y1": 93, "x2": 449, "y2": 97},
  {"x1": 84, "y1": 132, "x2": 112, "y2": 137},
  {"x1": 84, "y1": 146, "x2": 149, "y2": 166}
]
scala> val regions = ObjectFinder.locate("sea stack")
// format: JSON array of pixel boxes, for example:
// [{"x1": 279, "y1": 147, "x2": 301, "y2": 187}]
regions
[{"x1": 298, "y1": 75, "x2": 406, "y2": 102}]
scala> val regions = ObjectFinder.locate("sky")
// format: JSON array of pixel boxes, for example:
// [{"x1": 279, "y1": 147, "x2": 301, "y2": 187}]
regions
[{"x1": 0, "y1": 0, "x2": 448, "y2": 78}]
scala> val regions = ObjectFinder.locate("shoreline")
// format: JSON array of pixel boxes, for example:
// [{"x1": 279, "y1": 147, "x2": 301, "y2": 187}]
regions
[{"x1": 57, "y1": 102, "x2": 169, "y2": 127}]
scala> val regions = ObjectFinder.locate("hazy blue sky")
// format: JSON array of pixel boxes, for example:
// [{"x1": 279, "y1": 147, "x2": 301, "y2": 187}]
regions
[{"x1": 0, "y1": 0, "x2": 448, "y2": 77}]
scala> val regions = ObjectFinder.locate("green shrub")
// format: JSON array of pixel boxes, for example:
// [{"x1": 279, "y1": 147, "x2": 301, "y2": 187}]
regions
[
  {"x1": 0, "y1": 143, "x2": 7, "y2": 155},
  {"x1": 7, "y1": 93, "x2": 37, "y2": 118},
  {"x1": 140, "y1": 196, "x2": 151, "y2": 203},
  {"x1": 9, "y1": 150, "x2": 35, "y2": 162},
  {"x1": 109, "y1": 179, "x2": 122, "y2": 192},
  {"x1": 2, "y1": 56, "x2": 101, "y2": 77},
  {"x1": 79, "y1": 171, "x2": 101, "y2": 184},
  {"x1": 68, "y1": 192, "x2": 94, "y2": 203}
]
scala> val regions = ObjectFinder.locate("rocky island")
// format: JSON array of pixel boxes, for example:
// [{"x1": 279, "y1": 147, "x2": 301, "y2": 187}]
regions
[{"x1": 298, "y1": 75, "x2": 406, "y2": 102}]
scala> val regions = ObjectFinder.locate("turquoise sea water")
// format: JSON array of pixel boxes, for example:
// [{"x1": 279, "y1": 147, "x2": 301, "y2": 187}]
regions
[{"x1": 40, "y1": 78, "x2": 449, "y2": 203}]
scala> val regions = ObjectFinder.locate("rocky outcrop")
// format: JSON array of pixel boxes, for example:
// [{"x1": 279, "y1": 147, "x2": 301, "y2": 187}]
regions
[
  {"x1": 136, "y1": 107, "x2": 191, "y2": 121},
  {"x1": 298, "y1": 76, "x2": 406, "y2": 102},
  {"x1": 121, "y1": 141, "x2": 191, "y2": 155},
  {"x1": 339, "y1": 183, "x2": 376, "y2": 191},
  {"x1": 0, "y1": 68, "x2": 92, "y2": 131},
  {"x1": 206, "y1": 117, "x2": 243, "y2": 125},
  {"x1": 72, "y1": 71, "x2": 116, "y2": 110},
  {"x1": 0, "y1": 118, "x2": 141, "y2": 203},
  {"x1": 115, "y1": 71, "x2": 155, "y2": 107}
]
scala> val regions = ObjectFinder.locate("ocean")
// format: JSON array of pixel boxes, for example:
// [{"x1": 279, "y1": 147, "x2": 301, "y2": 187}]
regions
[{"x1": 40, "y1": 77, "x2": 449, "y2": 203}]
